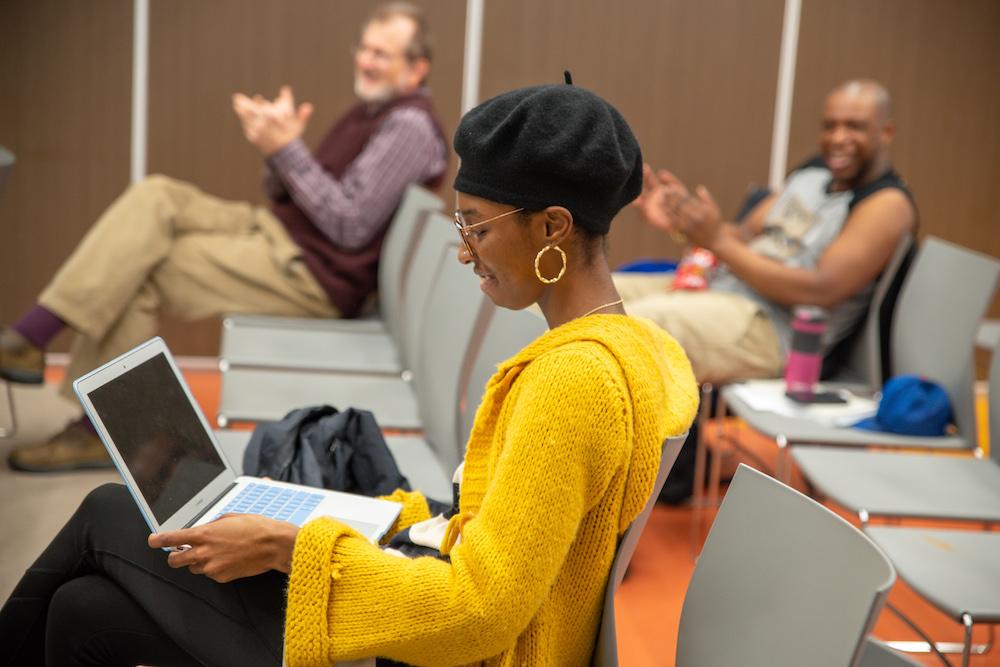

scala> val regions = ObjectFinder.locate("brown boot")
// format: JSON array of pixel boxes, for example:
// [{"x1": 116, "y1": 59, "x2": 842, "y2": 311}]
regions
[
  {"x1": 7, "y1": 421, "x2": 113, "y2": 472},
  {"x1": 0, "y1": 328, "x2": 45, "y2": 384}
]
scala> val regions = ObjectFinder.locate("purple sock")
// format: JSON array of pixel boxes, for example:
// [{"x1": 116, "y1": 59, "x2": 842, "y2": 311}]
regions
[{"x1": 11, "y1": 305, "x2": 66, "y2": 350}]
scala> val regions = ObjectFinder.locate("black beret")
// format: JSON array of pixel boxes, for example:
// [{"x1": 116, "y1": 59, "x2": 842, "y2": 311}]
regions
[{"x1": 453, "y1": 83, "x2": 643, "y2": 236}]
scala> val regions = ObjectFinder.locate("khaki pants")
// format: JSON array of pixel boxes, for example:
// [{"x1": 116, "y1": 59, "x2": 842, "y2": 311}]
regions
[
  {"x1": 612, "y1": 273, "x2": 784, "y2": 384},
  {"x1": 40, "y1": 175, "x2": 338, "y2": 399}
]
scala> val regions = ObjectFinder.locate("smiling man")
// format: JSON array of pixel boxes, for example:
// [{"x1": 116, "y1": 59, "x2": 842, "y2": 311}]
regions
[
  {"x1": 626, "y1": 79, "x2": 915, "y2": 385},
  {"x1": 1, "y1": 2, "x2": 448, "y2": 473}
]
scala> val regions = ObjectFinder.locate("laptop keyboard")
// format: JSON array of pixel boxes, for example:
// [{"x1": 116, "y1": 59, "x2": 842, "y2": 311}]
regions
[{"x1": 211, "y1": 482, "x2": 324, "y2": 526}]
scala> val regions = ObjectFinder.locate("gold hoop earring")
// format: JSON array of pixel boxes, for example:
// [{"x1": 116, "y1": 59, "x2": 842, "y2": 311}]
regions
[{"x1": 534, "y1": 244, "x2": 567, "y2": 284}]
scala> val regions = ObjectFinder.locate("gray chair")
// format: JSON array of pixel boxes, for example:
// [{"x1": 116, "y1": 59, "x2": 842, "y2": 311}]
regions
[
  {"x1": 823, "y1": 234, "x2": 915, "y2": 388},
  {"x1": 457, "y1": 305, "x2": 548, "y2": 448},
  {"x1": 693, "y1": 233, "x2": 913, "y2": 511},
  {"x1": 385, "y1": 302, "x2": 546, "y2": 496},
  {"x1": 858, "y1": 638, "x2": 922, "y2": 666},
  {"x1": 718, "y1": 237, "x2": 1000, "y2": 483},
  {"x1": 864, "y1": 526, "x2": 1000, "y2": 666},
  {"x1": 216, "y1": 215, "x2": 466, "y2": 428},
  {"x1": 979, "y1": 320, "x2": 1000, "y2": 351},
  {"x1": 213, "y1": 293, "x2": 549, "y2": 502},
  {"x1": 1, "y1": 146, "x2": 17, "y2": 437},
  {"x1": 676, "y1": 465, "x2": 896, "y2": 667},
  {"x1": 218, "y1": 185, "x2": 443, "y2": 375},
  {"x1": 592, "y1": 434, "x2": 687, "y2": 667},
  {"x1": 788, "y1": 347, "x2": 1000, "y2": 663},
  {"x1": 791, "y1": 290, "x2": 1000, "y2": 525},
  {"x1": 213, "y1": 246, "x2": 481, "y2": 496}
]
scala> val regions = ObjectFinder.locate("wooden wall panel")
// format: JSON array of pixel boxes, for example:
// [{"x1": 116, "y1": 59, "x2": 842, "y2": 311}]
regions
[
  {"x1": 0, "y1": 1, "x2": 133, "y2": 343},
  {"x1": 790, "y1": 0, "x2": 1000, "y2": 330},
  {"x1": 477, "y1": 0, "x2": 785, "y2": 268},
  {"x1": 146, "y1": 0, "x2": 466, "y2": 354},
  {"x1": 4, "y1": 1, "x2": 995, "y2": 361}
]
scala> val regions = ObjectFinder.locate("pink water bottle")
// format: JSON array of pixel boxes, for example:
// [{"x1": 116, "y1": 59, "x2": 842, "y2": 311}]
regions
[{"x1": 784, "y1": 306, "x2": 827, "y2": 398}]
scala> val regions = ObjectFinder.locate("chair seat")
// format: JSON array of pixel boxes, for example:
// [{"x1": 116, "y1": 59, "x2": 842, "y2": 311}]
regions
[
  {"x1": 213, "y1": 430, "x2": 452, "y2": 502},
  {"x1": 217, "y1": 368, "x2": 420, "y2": 430},
  {"x1": 221, "y1": 314, "x2": 400, "y2": 374},
  {"x1": 721, "y1": 382, "x2": 970, "y2": 451},
  {"x1": 857, "y1": 638, "x2": 921, "y2": 666},
  {"x1": 676, "y1": 465, "x2": 895, "y2": 667},
  {"x1": 792, "y1": 447, "x2": 1000, "y2": 522},
  {"x1": 214, "y1": 428, "x2": 254, "y2": 471},
  {"x1": 384, "y1": 435, "x2": 453, "y2": 503},
  {"x1": 865, "y1": 526, "x2": 1000, "y2": 623},
  {"x1": 225, "y1": 313, "x2": 386, "y2": 334}
]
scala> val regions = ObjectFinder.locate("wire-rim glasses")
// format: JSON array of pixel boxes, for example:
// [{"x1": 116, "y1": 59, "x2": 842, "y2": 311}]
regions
[{"x1": 452, "y1": 206, "x2": 525, "y2": 255}]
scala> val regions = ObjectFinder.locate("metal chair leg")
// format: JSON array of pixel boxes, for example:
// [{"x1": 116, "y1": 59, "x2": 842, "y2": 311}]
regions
[
  {"x1": 689, "y1": 383, "x2": 714, "y2": 557},
  {"x1": 707, "y1": 391, "x2": 728, "y2": 513},
  {"x1": 0, "y1": 380, "x2": 16, "y2": 437},
  {"x1": 885, "y1": 603, "x2": 994, "y2": 664},
  {"x1": 775, "y1": 433, "x2": 791, "y2": 484},
  {"x1": 962, "y1": 613, "x2": 973, "y2": 667}
]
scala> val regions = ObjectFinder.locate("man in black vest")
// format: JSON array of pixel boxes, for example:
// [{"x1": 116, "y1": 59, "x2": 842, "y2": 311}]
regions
[
  {"x1": 620, "y1": 80, "x2": 915, "y2": 503},
  {"x1": 1, "y1": 2, "x2": 448, "y2": 472}
]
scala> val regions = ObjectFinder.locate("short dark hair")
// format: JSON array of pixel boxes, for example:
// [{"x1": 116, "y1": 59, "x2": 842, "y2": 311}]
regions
[{"x1": 366, "y1": 2, "x2": 433, "y2": 63}]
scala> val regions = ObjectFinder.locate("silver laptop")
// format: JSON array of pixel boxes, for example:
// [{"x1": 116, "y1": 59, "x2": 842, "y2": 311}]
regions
[{"x1": 73, "y1": 337, "x2": 401, "y2": 543}]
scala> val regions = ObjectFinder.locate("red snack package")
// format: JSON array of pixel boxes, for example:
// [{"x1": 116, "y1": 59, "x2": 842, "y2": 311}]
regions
[{"x1": 671, "y1": 247, "x2": 717, "y2": 290}]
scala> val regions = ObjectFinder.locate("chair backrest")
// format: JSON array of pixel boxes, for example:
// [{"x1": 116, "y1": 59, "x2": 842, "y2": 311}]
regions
[
  {"x1": 857, "y1": 638, "x2": 922, "y2": 667},
  {"x1": 398, "y1": 212, "x2": 459, "y2": 367},
  {"x1": 591, "y1": 433, "x2": 688, "y2": 667},
  {"x1": 890, "y1": 236, "x2": 1000, "y2": 445},
  {"x1": 411, "y1": 243, "x2": 488, "y2": 470},
  {"x1": 990, "y1": 343, "x2": 1000, "y2": 465},
  {"x1": 826, "y1": 233, "x2": 915, "y2": 386},
  {"x1": 379, "y1": 185, "x2": 443, "y2": 344},
  {"x1": 676, "y1": 465, "x2": 896, "y2": 667},
  {"x1": 457, "y1": 305, "x2": 548, "y2": 448}
]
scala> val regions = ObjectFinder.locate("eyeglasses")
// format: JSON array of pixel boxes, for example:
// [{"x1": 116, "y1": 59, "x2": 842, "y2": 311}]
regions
[
  {"x1": 453, "y1": 206, "x2": 524, "y2": 256},
  {"x1": 352, "y1": 44, "x2": 409, "y2": 65}
]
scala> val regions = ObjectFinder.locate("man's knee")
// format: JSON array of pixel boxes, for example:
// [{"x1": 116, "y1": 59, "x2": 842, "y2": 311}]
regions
[
  {"x1": 137, "y1": 173, "x2": 179, "y2": 191},
  {"x1": 126, "y1": 173, "x2": 192, "y2": 204},
  {"x1": 626, "y1": 293, "x2": 690, "y2": 338}
]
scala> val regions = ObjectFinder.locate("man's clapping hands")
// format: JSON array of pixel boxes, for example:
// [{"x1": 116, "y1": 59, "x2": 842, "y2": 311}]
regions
[{"x1": 232, "y1": 85, "x2": 314, "y2": 156}]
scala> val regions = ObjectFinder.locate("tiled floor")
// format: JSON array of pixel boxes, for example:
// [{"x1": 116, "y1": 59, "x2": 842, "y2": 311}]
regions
[{"x1": 1, "y1": 367, "x2": 996, "y2": 665}]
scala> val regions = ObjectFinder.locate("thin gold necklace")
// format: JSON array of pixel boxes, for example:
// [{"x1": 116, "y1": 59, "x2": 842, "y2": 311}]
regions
[{"x1": 580, "y1": 298, "x2": 624, "y2": 318}]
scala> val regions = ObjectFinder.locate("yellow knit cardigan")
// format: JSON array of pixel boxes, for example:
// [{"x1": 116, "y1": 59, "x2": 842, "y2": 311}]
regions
[{"x1": 284, "y1": 314, "x2": 698, "y2": 666}]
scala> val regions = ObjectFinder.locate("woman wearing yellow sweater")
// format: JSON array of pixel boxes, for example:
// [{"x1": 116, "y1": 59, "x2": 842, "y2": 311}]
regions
[{"x1": 0, "y1": 81, "x2": 697, "y2": 666}]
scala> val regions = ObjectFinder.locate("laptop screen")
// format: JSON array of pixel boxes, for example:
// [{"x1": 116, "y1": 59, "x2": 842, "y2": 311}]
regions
[{"x1": 87, "y1": 352, "x2": 227, "y2": 523}]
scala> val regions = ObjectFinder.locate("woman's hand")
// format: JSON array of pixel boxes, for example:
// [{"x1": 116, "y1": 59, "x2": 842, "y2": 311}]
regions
[{"x1": 148, "y1": 514, "x2": 300, "y2": 583}]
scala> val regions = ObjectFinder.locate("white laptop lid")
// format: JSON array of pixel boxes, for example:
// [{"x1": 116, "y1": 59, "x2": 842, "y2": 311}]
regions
[
  {"x1": 74, "y1": 337, "x2": 245, "y2": 534},
  {"x1": 75, "y1": 337, "x2": 401, "y2": 541}
]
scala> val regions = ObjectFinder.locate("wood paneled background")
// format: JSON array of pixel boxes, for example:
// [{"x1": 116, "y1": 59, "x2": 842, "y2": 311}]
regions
[
  {"x1": 478, "y1": 0, "x2": 785, "y2": 270},
  {"x1": 0, "y1": 0, "x2": 133, "y2": 352},
  {"x1": 1, "y1": 0, "x2": 997, "y2": 359},
  {"x1": 789, "y1": 0, "x2": 1000, "y2": 324}
]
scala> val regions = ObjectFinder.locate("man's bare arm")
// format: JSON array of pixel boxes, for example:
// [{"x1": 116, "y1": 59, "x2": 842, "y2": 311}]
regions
[
  {"x1": 734, "y1": 192, "x2": 778, "y2": 242},
  {"x1": 710, "y1": 188, "x2": 915, "y2": 309}
]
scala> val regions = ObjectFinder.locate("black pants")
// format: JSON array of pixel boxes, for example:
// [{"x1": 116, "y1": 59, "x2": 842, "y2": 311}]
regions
[{"x1": 0, "y1": 484, "x2": 286, "y2": 667}]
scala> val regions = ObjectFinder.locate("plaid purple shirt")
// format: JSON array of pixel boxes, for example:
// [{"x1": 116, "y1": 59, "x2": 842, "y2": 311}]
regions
[{"x1": 264, "y1": 101, "x2": 447, "y2": 251}]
